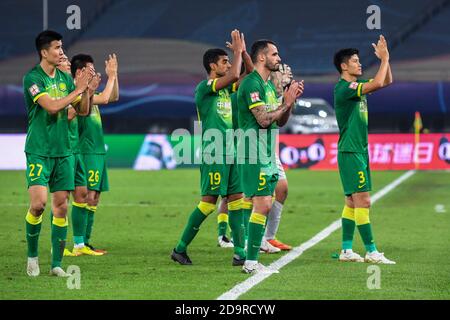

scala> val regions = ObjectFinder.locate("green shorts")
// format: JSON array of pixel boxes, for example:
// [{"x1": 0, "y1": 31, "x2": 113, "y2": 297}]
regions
[
  {"x1": 200, "y1": 163, "x2": 241, "y2": 197},
  {"x1": 81, "y1": 154, "x2": 109, "y2": 192},
  {"x1": 238, "y1": 163, "x2": 278, "y2": 198},
  {"x1": 25, "y1": 153, "x2": 75, "y2": 193},
  {"x1": 338, "y1": 152, "x2": 372, "y2": 196},
  {"x1": 74, "y1": 153, "x2": 87, "y2": 187}
]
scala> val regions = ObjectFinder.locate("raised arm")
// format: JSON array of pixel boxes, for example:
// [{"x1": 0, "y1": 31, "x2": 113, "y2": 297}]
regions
[
  {"x1": 214, "y1": 29, "x2": 244, "y2": 91},
  {"x1": 384, "y1": 62, "x2": 393, "y2": 87},
  {"x1": 241, "y1": 33, "x2": 254, "y2": 75},
  {"x1": 108, "y1": 54, "x2": 119, "y2": 102},
  {"x1": 234, "y1": 33, "x2": 254, "y2": 89},
  {"x1": 361, "y1": 35, "x2": 391, "y2": 95},
  {"x1": 91, "y1": 54, "x2": 119, "y2": 105}
]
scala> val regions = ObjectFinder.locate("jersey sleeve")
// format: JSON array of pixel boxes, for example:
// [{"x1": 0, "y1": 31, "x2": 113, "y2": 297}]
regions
[
  {"x1": 240, "y1": 80, "x2": 265, "y2": 110},
  {"x1": 23, "y1": 72, "x2": 48, "y2": 104},
  {"x1": 336, "y1": 81, "x2": 364, "y2": 101}
]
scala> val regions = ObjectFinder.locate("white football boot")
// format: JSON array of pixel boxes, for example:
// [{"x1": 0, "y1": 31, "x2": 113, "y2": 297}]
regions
[
  {"x1": 218, "y1": 235, "x2": 234, "y2": 248},
  {"x1": 26, "y1": 257, "x2": 40, "y2": 277},
  {"x1": 49, "y1": 267, "x2": 71, "y2": 277},
  {"x1": 365, "y1": 251, "x2": 396, "y2": 264},
  {"x1": 260, "y1": 238, "x2": 281, "y2": 253},
  {"x1": 339, "y1": 249, "x2": 364, "y2": 262},
  {"x1": 242, "y1": 261, "x2": 279, "y2": 275}
]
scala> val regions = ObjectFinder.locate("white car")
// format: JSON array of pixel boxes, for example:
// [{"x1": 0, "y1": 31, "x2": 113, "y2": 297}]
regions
[{"x1": 280, "y1": 98, "x2": 339, "y2": 134}]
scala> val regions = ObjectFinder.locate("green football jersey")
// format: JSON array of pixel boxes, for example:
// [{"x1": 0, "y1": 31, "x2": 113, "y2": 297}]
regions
[
  {"x1": 195, "y1": 78, "x2": 236, "y2": 159},
  {"x1": 23, "y1": 64, "x2": 76, "y2": 157},
  {"x1": 78, "y1": 104, "x2": 106, "y2": 154},
  {"x1": 69, "y1": 116, "x2": 80, "y2": 154},
  {"x1": 230, "y1": 92, "x2": 239, "y2": 130},
  {"x1": 334, "y1": 78, "x2": 371, "y2": 153},
  {"x1": 236, "y1": 70, "x2": 279, "y2": 169}
]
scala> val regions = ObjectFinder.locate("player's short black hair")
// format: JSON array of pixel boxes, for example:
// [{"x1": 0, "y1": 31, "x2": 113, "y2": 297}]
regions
[
  {"x1": 70, "y1": 54, "x2": 94, "y2": 77},
  {"x1": 333, "y1": 48, "x2": 359, "y2": 74},
  {"x1": 35, "y1": 30, "x2": 63, "y2": 60},
  {"x1": 250, "y1": 39, "x2": 276, "y2": 63},
  {"x1": 203, "y1": 48, "x2": 228, "y2": 74}
]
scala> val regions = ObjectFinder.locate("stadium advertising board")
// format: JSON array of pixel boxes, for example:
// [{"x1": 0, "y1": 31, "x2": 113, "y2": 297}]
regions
[
  {"x1": 0, "y1": 134, "x2": 449, "y2": 170},
  {"x1": 279, "y1": 134, "x2": 450, "y2": 170}
]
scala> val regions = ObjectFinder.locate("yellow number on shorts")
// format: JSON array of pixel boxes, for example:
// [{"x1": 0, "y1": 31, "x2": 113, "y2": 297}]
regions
[
  {"x1": 29, "y1": 164, "x2": 35, "y2": 177},
  {"x1": 29, "y1": 163, "x2": 43, "y2": 177},
  {"x1": 89, "y1": 170, "x2": 100, "y2": 183},
  {"x1": 208, "y1": 172, "x2": 221, "y2": 186},
  {"x1": 358, "y1": 171, "x2": 366, "y2": 184},
  {"x1": 259, "y1": 173, "x2": 267, "y2": 186}
]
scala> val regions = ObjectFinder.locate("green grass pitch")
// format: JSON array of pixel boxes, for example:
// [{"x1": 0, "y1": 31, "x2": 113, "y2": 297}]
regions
[{"x1": 0, "y1": 169, "x2": 449, "y2": 299}]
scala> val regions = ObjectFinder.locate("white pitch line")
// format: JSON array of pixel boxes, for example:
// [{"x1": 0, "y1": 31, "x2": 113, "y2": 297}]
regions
[{"x1": 217, "y1": 170, "x2": 416, "y2": 300}]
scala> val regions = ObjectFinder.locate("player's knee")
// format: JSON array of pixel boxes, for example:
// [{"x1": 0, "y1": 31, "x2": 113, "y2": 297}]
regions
[
  {"x1": 30, "y1": 201, "x2": 46, "y2": 215},
  {"x1": 79, "y1": 189, "x2": 88, "y2": 202},
  {"x1": 87, "y1": 198, "x2": 99, "y2": 207},
  {"x1": 87, "y1": 192, "x2": 97, "y2": 206},
  {"x1": 276, "y1": 188, "x2": 288, "y2": 203},
  {"x1": 54, "y1": 201, "x2": 68, "y2": 214},
  {"x1": 255, "y1": 203, "x2": 271, "y2": 215},
  {"x1": 360, "y1": 198, "x2": 371, "y2": 208}
]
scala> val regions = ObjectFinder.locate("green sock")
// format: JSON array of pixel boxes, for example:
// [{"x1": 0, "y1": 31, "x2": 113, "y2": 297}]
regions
[
  {"x1": 242, "y1": 208, "x2": 251, "y2": 240},
  {"x1": 217, "y1": 213, "x2": 228, "y2": 237},
  {"x1": 51, "y1": 216, "x2": 68, "y2": 268},
  {"x1": 175, "y1": 205, "x2": 211, "y2": 253},
  {"x1": 71, "y1": 202, "x2": 87, "y2": 246},
  {"x1": 342, "y1": 218, "x2": 355, "y2": 250},
  {"x1": 246, "y1": 213, "x2": 266, "y2": 261},
  {"x1": 357, "y1": 223, "x2": 377, "y2": 252},
  {"x1": 25, "y1": 212, "x2": 42, "y2": 257},
  {"x1": 228, "y1": 207, "x2": 245, "y2": 259},
  {"x1": 355, "y1": 208, "x2": 377, "y2": 252},
  {"x1": 85, "y1": 205, "x2": 96, "y2": 244}
]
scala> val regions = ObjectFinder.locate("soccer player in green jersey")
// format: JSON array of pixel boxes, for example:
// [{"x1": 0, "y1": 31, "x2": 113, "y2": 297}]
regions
[
  {"x1": 56, "y1": 52, "x2": 101, "y2": 257},
  {"x1": 260, "y1": 63, "x2": 295, "y2": 253},
  {"x1": 237, "y1": 40, "x2": 303, "y2": 274},
  {"x1": 24, "y1": 30, "x2": 92, "y2": 277},
  {"x1": 216, "y1": 64, "x2": 294, "y2": 254},
  {"x1": 69, "y1": 53, "x2": 119, "y2": 255},
  {"x1": 216, "y1": 61, "x2": 254, "y2": 249},
  {"x1": 171, "y1": 30, "x2": 249, "y2": 266},
  {"x1": 333, "y1": 35, "x2": 395, "y2": 264}
]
